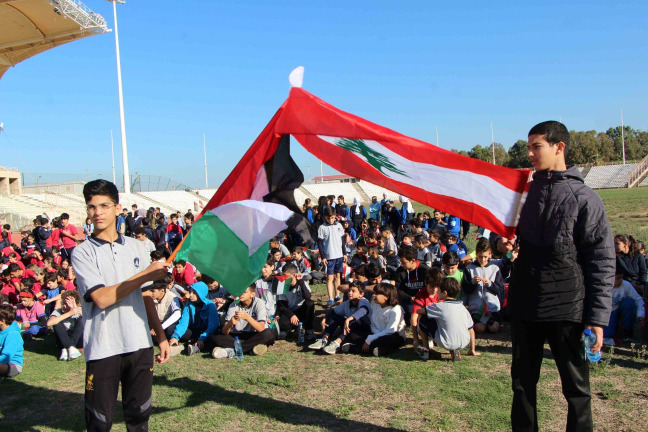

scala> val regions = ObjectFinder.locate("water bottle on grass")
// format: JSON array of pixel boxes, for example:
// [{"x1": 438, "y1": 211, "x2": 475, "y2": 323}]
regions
[
  {"x1": 234, "y1": 336, "x2": 244, "y2": 360},
  {"x1": 297, "y1": 322, "x2": 304, "y2": 344},
  {"x1": 583, "y1": 329, "x2": 601, "y2": 362}
]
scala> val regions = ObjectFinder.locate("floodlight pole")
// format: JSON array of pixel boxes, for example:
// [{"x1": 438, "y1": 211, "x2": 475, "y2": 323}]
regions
[
  {"x1": 621, "y1": 109, "x2": 626, "y2": 165},
  {"x1": 108, "y1": 0, "x2": 130, "y2": 193},
  {"x1": 110, "y1": 129, "x2": 116, "y2": 184}
]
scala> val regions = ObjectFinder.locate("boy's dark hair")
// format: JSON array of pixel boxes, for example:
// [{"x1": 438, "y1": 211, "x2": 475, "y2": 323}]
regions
[
  {"x1": 365, "y1": 263, "x2": 381, "y2": 279},
  {"x1": 61, "y1": 289, "x2": 81, "y2": 305},
  {"x1": 0, "y1": 304, "x2": 16, "y2": 324},
  {"x1": 163, "y1": 274, "x2": 174, "y2": 285},
  {"x1": 44, "y1": 273, "x2": 57, "y2": 285},
  {"x1": 373, "y1": 282, "x2": 399, "y2": 306},
  {"x1": 83, "y1": 179, "x2": 120, "y2": 204},
  {"x1": 60, "y1": 212, "x2": 70, "y2": 220},
  {"x1": 56, "y1": 268, "x2": 68, "y2": 280},
  {"x1": 353, "y1": 264, "x2": 367, "y2": 277},
  {"x1": 8, "y1": 252, "x2": 17, "y2": 259},
  {"x1": 414, "y1": 234, "x2": 427, "y2": 244},
  {"x1": 270, "y1": 248, "x2": 281, "y2": 256},
  {"x1": 379, "y1": 225, "x2": 392, "y2": 233},
  {"x1": 282, "y1": 263, "x2": 298, "y2": 274},
  {"x1": 270, "y1": 236, "x2": 280, "y2": 245},
  {"x1": 528, "y1": 121, "x2": 570, "y2": 154},
  {"x1": 142, "y1": 218, "x2": 151, "y2": 227},
  {"x1": 150, "y1": 250, "x2": 164, "y2": 261},
  {"x1": 134, "y1": 227, "x2": 146, "y2": 236},
  {"x1": 2, "y1": 224, "x2": 10, "y2": 230},
  {"x1": 425, "y1": 267, "x2": 444, "y2": 288},
  {"x1": 349, "y1": 281, "x2": 365, "y2": 293},
  {"x1": 170, "y1": 213, "x2": 178, "y2": 219},
  {"x1": 184, "y1": 212, "x2": 194, "y2": 222},
  {"x1": 397, "y1": 244, "x2": 418, "y2": 261},
  {"x1": 150, "y1": 280, "x2": 168, "y2": 291},
  {"x1": 7, "y1": 263, "x2": 20, "y2": 273},
  {"x1": 200, "y1": 274, "x2": 215, "y2": 285},
  {"x1": 175, "y1": 260, "x2": 187, "y2": 267},
  {"x1": 440, "y1": 277, "x2": 461, "y2": 298},
  {"x1": 292, "y1": 246, "x2": 304, "y2": 254},
  {"x1": 323, "y1": 206, "x2": 336, "y2": 217},
  {"x1": 430, "y1": 229, "x2": 442, "y2": 239},
  {"x1": 20, "y1": 278, "x2": 34, "y2": 290},
  {"x1": 475, "y1": 237, "x2": 492, "y2": 254},
  {"x1": 132, "y1": 204, "x2": 138, "y2": 209},
  {"x1": 410, "y1": 219, "x2": 420, "y2": 228},
  {"x1": 337, "y1": 195, "x2": 344, "y2": 200},
  {"x1": 246, "y1": 284, "x2": 257, "y2": 293},
  {"x1": 442, "y1": 251, "x2": 459, "y2": 266},
  {"x1": 265, "y1": 257, "x2": 275, "y2": 267}
]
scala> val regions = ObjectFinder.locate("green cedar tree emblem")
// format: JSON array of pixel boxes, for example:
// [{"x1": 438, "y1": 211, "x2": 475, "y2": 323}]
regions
[{"x1": 334, "y1": 138, "x2": 409, "y2": 178}]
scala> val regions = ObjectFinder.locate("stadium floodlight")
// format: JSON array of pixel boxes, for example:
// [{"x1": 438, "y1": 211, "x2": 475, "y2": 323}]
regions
[
  {"x1": 45, "y1": 0, "x2": 109, "y2": 29},
  {"x1": 105, "y1": 0, "x2": 130, "y2": 193}
]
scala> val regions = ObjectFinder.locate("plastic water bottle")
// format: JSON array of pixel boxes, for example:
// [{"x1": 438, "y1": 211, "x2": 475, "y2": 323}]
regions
[
  {"x1": 269, "y1": 315, "x2": 276, "y2": 330},
  {"x1": 234, "y1": 336, "x2": 244, "y2": 360},
  {"x1": 583, "y1": 329, "x2": 601, "y2": 362},
  {"x1": 297, "y1": 322, "x2": 305, "y2": 343}
]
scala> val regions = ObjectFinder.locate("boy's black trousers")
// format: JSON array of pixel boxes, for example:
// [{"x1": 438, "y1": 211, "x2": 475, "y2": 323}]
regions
[
  {"x1": 85, "y1": 347, "x2": 154, "y2": 432},
  {"x1": 211, "y1": 329, "x2": 276, "y2": 353},
  {"x1": 511, "y1": 320, "x2": 592, "y2": 432},
  {"x1": 277, "y1": 299, "x2": 315, "y2": 332}
]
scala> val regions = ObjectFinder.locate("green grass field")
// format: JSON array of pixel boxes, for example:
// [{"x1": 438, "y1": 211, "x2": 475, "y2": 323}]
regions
[{"x1": 2, "y1": 187, "x2": 647, "y2": 432}]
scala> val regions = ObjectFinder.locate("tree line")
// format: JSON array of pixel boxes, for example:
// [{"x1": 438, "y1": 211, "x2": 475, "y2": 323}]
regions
[{"x1": 451, "y1": 126, "x2": 648, "y2": 168}]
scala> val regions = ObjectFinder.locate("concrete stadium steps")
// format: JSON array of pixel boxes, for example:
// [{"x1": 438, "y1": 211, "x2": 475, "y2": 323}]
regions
[
  {"x1": 356, "y1": 180, "x2": 399, "y2": 201},
  {"x1": 583, "y1": 164, "x2": 637, "y2": 189},
  {"x1": 119, "y1": 193, "x2": 175, "y2": 216},
  {"x1": 139, "y1": 191, "x2": 206, "y2": 214},
  {"x1": 302, "y1": 183, "x2": 364, "y2": 203},
  {"x1": 195, "y1": 188, "x2": 218, "y2": 201},
  {"x1": 0, "y1": 194, "x2": 85, "y2": 225}
]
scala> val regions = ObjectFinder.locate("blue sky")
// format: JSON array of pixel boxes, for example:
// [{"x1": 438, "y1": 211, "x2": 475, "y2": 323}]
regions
[{"x1": 1, "y1": 1, "x2": 647, "y2": 188}]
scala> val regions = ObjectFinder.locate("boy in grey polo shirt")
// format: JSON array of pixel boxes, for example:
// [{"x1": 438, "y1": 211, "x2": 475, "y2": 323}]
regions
[
  {"x1": 72, "y1": 180, "x2": 171, "y2": 432},
  {"x1": 211, "y1": 284, "x2": 276, "y2": 358}
]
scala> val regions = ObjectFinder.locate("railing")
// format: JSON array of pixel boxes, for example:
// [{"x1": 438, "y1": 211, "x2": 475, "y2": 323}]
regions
[
  {"x1": 21, "y1": 173, "x2": 195, "y2": 192},
  {"x1": 627, "y1": 154, "x2": 648, "y2": 188}
]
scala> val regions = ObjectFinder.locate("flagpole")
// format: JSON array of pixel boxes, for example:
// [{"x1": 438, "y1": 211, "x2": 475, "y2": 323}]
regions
[
  {"x1": 203, "y1": 133, "x2": 208, "y2": 188},
  {"x1": 491, "y1": 122, "x2": 496, "y2": 164},
  {"x1": 621, "y1": 109, "x2": 626, "y2": 165},
  {"x1": 110, "y1": 129, "x2": 116, "y2": 184}
]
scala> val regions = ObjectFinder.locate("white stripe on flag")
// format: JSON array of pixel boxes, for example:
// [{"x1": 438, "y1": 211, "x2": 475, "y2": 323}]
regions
[
  {"x1": 211, "y1": 200, "x2": 293, "y2": 257},
  {"x1": 318, "y1": 136, "x2": 526, "y2": 226}
]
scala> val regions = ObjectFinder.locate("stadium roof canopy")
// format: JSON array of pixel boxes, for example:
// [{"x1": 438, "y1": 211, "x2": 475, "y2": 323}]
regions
[{"x1": 0, "y1": 0, "x2": 109, "y2": 79}]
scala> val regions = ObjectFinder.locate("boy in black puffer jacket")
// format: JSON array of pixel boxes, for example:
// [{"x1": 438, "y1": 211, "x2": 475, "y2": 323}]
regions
[{"x1": 508, "y1": 121, "x2": 615, "y2": 432}]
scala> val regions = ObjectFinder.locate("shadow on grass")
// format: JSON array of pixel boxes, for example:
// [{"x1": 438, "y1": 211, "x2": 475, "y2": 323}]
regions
[{"x1": 153, "y1": 374, "x2": 407, "y2": 431}]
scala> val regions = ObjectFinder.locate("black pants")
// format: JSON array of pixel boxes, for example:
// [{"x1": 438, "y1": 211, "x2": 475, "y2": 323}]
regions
[
  {"x1": 511, "y1": 320, "x2": 591, "y2": 432},
  {"x1": 211, "y1": 329, "x2": 276, "y2": 354},
  {"x1": 53, "y1": 321, "x2": 83, "y2": 349},
  {"x1": 369, "y1": 333, "x2": 405, "y2": 353},
  {"x1": 85, "y1": 347, "x2": 154, "y2": 432},
  {"x1": 177, "y1": 328, "x2": 214, "y2": 352},
  {"x1": 278, "y1": 299, "x2": 315, "y2": 332},
  {"x1": 323, "y1": 311, "x2": 371, "y2": 342}
]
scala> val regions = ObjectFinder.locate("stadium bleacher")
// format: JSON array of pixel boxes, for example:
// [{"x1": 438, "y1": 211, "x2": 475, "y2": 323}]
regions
[
  {"x1": 140, "y1": 191, "x2": 206, "y2": 213},
  {"x1": 302, "y1": 183, "x2": 363, "y2": 202},
  {"x1": 583, "y1": 163, "x2": 637, "y2": 189}
]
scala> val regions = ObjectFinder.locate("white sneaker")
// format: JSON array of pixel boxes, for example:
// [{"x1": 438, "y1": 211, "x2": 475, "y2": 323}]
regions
[
  {"x1": 212, "y1": 347, "x2": 235, "y2": 359},
  {"x1": 68, "y1": 346, "x2": 82, "y2": 360},
  {"x1": 322, "y1": 340, "x2": 340, "y2": 355},
  {"x1": 308, "y1": 338, "x2": 328, "y2": 350},
  {"x1": 59, "y1": 349, "x2": 68, "y2": 361}
]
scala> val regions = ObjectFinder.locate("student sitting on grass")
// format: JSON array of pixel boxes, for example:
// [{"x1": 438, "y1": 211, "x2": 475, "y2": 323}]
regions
[
  {"x1": 368, "y1": 245, "x2": 387, "y2": 271},
  {"x1": 169, "y1": 281, "x2": 219, "y2": 356},
  {"x1": 411, "y1": 268, "x2": 442, "y2": 359},
  {"x1": 309, "y1": 282, "x2": 372, "y2": 354},
  {"x1": 463, "y1": 237, "x2": 504, "y2": 334},
  {"x1": 148, "y1": 280, "x2": 182, "y2": 341},
  {"x1": 291, "y1": 246, "x2": 312, "y2": 281},
  {"x1": 603, "y1": 260, "x2": 645, "y2": 346},
  {"x1": 47, "y1": 290, "x2": 83, "y2": 361},
  {"x1": 173, "y1": 260, "x2": 196, "y2": 288},
  {"x1": 211, "y1": 284, "x2": 275, "y2": 358},
  {"x1": 15, "y1": 291, "x2": 47, "y2": 339},
  {"x1": 416, "y1": 278, "x2": 479, "y2": 361},
  {"x1": 0, "y1": 304, "x2": 24, "y2": 381},
  {"x1": 348, "y1": 282, "x2": 405, "y2": 357},
  {"x1": 276, "y1": 263, "x2": 316, "y2": 341},
  {"x1": 256, "y1": 258, "x2": 277, "y2": 323},
  {"x1": 441, "y1": 251, "x2": 464, "y2": 300}
]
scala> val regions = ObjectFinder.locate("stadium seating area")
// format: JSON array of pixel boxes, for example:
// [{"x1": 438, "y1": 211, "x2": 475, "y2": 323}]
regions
[{"x1": 583, "y1": 163, "x2": 637, "y2": 189}]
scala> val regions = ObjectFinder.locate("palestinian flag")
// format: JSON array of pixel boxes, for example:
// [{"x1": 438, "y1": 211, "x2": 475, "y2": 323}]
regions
[
  {"x1": 176, "y1": 200, "x2": 297, "y2": 296},
  {"x1": 272, "y1": 274, "x2": 292, "y2": 295}
]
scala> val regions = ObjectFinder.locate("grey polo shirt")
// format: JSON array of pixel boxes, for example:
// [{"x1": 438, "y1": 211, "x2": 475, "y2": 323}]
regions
[
  {"x1": 225, "y1": 297, "x2": 267, "y2": 333},
  {"x1": 72, "y1": 234, "x2": 153, "y2": 361}
]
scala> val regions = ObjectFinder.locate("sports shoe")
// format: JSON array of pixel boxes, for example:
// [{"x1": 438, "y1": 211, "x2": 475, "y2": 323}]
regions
[
  {"x1": 417, "y1": 347, "x2": 429, "y2": 361},
  {"x1": 308, "y1": 338, "x2": 328, "y2": 350},
  {"x1": 451, "y1": 349, "x2": 462, "y2": 361},
  {"x1": 341, "y1": 343, "x2": 356, "y2": 354},
  {"x1": 170, "y1": 345, "x2": 184, "y2": 357},
  {"x1": 323, "y1": 340, "x2": 340, "y2": 355},
  {"x1": 603, "y1": 338, "x2": 616, "y2": 346},
  {"x1": 59, "y1": 349, "x2": 69, "y2": 361},
  {"x1": 372, "y1": 346, "x2": 385, "y2": 357},
  {"x1": 326, "y1": 299, "x2": 335, "y2": 308},
  {"x1": 305, "y1": 329, "x2": 316, "y2": 340},
  {"x1": 68, "y1": 346, "x2": 82, "y2": 360},
  {"x1": 212, "y1": 347, "x2": 235, "y2": 359},
  {"x1": 186, "y1": 344, "x2": 201, "y2": 356},
  {"x1": 252, "y1": 345, "x2": 268, "y2": 356},
  {"x1": 334, "y1": 295, "x2": 342, "y2": 304}
]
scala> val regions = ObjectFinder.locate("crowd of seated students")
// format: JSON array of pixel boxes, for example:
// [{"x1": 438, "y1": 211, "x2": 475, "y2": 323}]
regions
[{"x1": 1, "y1": 197, "x2": 647, "y2": 381}]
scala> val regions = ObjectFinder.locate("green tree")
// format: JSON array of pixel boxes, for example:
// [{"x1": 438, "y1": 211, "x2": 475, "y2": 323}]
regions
[
  {"x1": 606, "y1": 126, "x2": 643, "y2": 161},
  {"x1": 468, "y1": 144, "x2": 493, "y2": 162},
  {"x1": 568, "y1": 130, "x2": 599, "y2": 165},
  {"x1": 506, "y1": 140, "x2": 531, "y2": 168},
  {"x1": 451, "y1": 148, "x2": 469, "y2": 157},
  {"x1": 596, "y1": 132, "x2": 615, "y2": 162},
  {"x1": 493, "y1": 142, "x2": 509, "y2": 166}
]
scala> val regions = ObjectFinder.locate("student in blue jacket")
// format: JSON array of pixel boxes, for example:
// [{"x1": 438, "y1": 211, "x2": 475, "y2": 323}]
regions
[
  {"x1": 0, "y1": 304, "x2": 24, "y2": 380},
  {"x1": 169, "y1": 281, "x2": 219, "y2": 356}
]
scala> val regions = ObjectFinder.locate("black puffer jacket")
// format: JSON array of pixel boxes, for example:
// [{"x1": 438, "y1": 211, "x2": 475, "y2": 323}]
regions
[{"x1": 508, "y1": 167, "x2": 615, "y2": 326}]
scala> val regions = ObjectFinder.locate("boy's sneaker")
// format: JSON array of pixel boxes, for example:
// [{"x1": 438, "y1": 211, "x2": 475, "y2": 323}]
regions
[
  {"x1": 326, "y1": 299, "x2": 335, "y2": 308},
  {"x1": 341, "y1": 343, "x2": 356, "y2": 354},
  {"x1": 308, "y1": 338, "x2": 328, "y2": 350},
  {"x1": 186, "y1": 344, "x2": 201, "y2": 356},
  {"x1": 68, "y1": 346, "x2": 82, "y2": 360},
  {"x1": 323, "y1": 340, "x2": 340, "y2": 355},
  {"x1": 59, "y1": 349, "x2": 69, "y2": 361},
  {"x1": 252, "y1": 344, "x2": 268, "y2": 356},
  {"x1": 372, "y1": 346, "x2": 386, "y2": 357},
  {"x1": 305, "y1": 329, "x2": 316, "y2": 340},
  {"x1": 170, "y1": 345, "x2": 184, "y2": 357},
  {"x1": 451, "y1": 349, "x2": 462, "y2": 361},
  {"x1": 334, "y1": 295, "x2": 342, "y2": 304},
  {"x1": 417, "y1": 347, "x2": 430, "y2": 361},
  {"x1": 212, "y1": 347, "x2": 235, "y2": 359}
]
